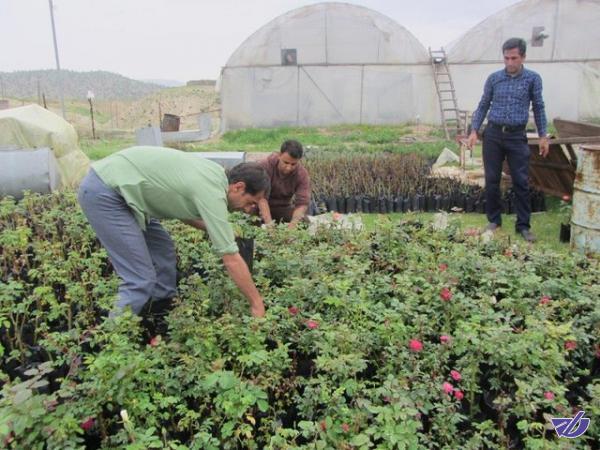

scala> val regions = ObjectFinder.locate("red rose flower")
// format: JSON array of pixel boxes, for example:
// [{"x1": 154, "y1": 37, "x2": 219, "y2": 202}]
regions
[
  {"x1": 440, "y1": 287, "x2": 453, "y2": 302},
  {"x1": 409, "y1": 339, "x2": 423, "y2": 352},
  {"x1": 341, "y1": 423, "x2": 350, "y2": 433},
  {"x1": 288, "y1": 306, "x2": 299, "y2": 316},
  {"x1": 564, "y1": 340, "x2": 577, "y2": 351},
  {"x1": 454, "y1": 389, "x2": 464, "y2": 400},
  {"x1": 81, "y1": 417, "x2": 95, "y2": 431}
]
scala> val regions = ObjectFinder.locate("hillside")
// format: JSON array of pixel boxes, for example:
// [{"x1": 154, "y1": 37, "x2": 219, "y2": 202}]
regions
[
  {"x1": 1, "y1": 84, "x2": 221, "y2": 138},
  {"x1": 0, "y1": 69, "x2": 165, "y2": 100}
]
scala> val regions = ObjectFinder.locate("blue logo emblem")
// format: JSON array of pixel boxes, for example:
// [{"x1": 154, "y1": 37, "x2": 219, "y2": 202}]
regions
[{"x1": 551, "y1": 411, "x2": 590, "y2": 439}]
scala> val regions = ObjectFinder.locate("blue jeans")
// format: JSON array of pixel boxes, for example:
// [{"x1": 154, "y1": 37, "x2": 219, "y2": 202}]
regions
[
  {"x1": 482, "y1": 126, "x2": 531, "y2": 231},
  {"x1": 78, "y1": 169, "x2": 177, "y2": 314}
]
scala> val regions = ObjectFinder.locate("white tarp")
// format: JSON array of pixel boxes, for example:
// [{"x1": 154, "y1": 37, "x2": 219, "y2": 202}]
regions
[
  {"x1": 221, "y1": 3, "x2": 436, "y2": 130},
  {"x1": 0, "y1": 105, "x2": 90, "y2": 189},
  {"x1": 447, "y1": 0, "x2": 600, "y2": 121}
]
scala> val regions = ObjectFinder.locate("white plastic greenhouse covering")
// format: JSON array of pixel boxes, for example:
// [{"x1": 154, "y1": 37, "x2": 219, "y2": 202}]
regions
[
  {"x1": 220, "y1": 3, "x2": 439, "y2": 130},
  {"x1": 447, "y1": 0, "x2": 600, "y2": 123}
]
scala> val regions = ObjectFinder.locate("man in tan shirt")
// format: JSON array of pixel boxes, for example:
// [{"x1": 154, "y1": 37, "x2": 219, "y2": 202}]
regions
[{"x1": 258, "y1": 140, "x2": 311, "y2": 228}]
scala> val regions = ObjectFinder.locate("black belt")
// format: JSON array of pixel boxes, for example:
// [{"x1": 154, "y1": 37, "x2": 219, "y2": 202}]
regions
[{"x1": 488, "y1": 122, "x2": 526, "y2": 133}]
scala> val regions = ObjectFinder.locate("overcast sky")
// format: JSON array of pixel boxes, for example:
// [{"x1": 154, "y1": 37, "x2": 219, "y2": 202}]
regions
[{"x1": 1, "y1": 0, "x2": 520, "y2": 82}]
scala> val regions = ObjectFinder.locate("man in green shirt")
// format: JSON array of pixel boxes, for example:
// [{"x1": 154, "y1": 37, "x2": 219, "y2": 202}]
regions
[{"x1": 78, "y1": 146, "x2": 269, "y2": 319}]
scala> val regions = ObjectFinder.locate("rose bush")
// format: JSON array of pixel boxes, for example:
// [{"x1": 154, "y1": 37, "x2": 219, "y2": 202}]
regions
[{"x1": 0, "y1": 192, "x2": 598, "y2": 449}]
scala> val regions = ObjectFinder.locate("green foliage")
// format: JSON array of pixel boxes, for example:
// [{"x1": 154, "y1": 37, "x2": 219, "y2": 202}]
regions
[
  {"x1": 0, "y1": 192, "x2": 598, "y2": 448},
  {"x1": 80, "y1": 138, "x2": 135, "y2": 160}
]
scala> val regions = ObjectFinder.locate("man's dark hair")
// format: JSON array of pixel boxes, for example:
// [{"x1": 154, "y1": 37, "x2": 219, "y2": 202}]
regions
[
  {"x1": 280, "y1": 139, "x2": 303, "y2": 159},
  {"x1": 502, "y1": 38, "x2": 527, "y2": 56},
  {"x1": 228, "y1": 163, "x2": 270, "y2": 195}
]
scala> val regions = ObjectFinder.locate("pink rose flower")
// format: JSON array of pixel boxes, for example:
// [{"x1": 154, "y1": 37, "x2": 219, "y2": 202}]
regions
[
  {"x1": 454, "y1": 389, "x2": 464, "y2": 400},
  {"x1": 438, "y1": 263, "x2": 448, "y2": 272},
  {"x1": 306, "y1": 319, "x2": 319, "y2": 330},
  {"x1": 442, "y1": 382, "x2": 454, "y2": 394},
  {"x1": 341, "y1": 423, "x2": 350, "y2": 433},
  {"x1": 440, "y1": 335, "x2": 451, "y2": 344},
  {"x1": 539, "y1": 295, "x2": 551, "y2": 305},
  {"x1": 544, "y1": 391, "x2": 555, "y2": 401},
  {"x1": 409, "y1": 339, "x2": 423, "y2": 352},
  {"x1": 564, "y1": 340, "x2": 577, "y2": 351},
  {"x1": 288, "y1": 306, "x2": 299, "y2": 316},
  {"x1": 450, "y1": 370, "x2": 462, "y2": 381}
]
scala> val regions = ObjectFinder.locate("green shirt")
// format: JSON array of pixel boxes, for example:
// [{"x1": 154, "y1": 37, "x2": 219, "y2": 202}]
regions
[{"x1": 92, "y1": 146, "x2": 238, "y2": 256}]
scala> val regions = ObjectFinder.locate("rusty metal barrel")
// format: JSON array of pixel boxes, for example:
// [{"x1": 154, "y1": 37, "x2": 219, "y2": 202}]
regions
[
  {"x1": 161, "y1": 113, "x2": 180, "y2": 132},
  {"x1": 571, "y1": 144, "x2": 600, "y2": 254}
]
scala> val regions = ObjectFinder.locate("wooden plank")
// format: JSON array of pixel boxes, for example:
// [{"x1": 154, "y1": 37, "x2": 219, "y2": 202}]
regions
[
  {"x1": 528, "y1": 136, "x2": 600, "y2": 145},
  {"x1": 554, "y1": 118, "x2": 600, "y2": 138},
  {"x1": 530, "y1": 160, "x2": 574, "y2": 170}
]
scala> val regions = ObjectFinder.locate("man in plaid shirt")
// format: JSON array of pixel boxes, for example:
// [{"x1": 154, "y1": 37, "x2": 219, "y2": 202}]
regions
[{"x1": 467, "y1": 37, "x2": 549, "y2": 243}]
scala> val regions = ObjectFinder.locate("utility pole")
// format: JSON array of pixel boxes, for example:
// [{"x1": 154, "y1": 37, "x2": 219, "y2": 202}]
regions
[
  {"x1": 48, "y1": 0, "x2": 66, "y2": 118},
  {"x1": 87, "y1": 91, "x2": 96, "y2": 139}
]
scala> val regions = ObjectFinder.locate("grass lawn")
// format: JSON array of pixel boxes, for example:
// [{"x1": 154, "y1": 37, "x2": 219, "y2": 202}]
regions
[
  {"x1": 80, "y1": 124, "x2": 457, "y2": 160},
  {"x1": 358, "y1": 195, "x2": 568, "y2": 253},
  {"x1": 80, "y1": 137, "x2": 135, "y2": 160}
]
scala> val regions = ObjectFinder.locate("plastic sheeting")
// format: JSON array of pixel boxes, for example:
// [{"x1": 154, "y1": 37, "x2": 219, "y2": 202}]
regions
[
  {"x1": 221, "y1": 65, "x2": 437, "y2": 129},
  {"x1": 221, "y1": 3, "x2": 437, "y2": 130},
  {"x1": 0, "y1": 148, "x2": 60, "y2": 199},
  {"x1": 447, "y1": 0, "x2": 600, "y2": 121},
  {"x1": 0, "y1": 105, "x2": 90, "y2": 189}
]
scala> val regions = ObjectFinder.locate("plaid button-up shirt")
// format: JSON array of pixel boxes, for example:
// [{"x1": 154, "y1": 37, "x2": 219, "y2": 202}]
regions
[{"x1": 471, "y1": 67, "x2": 547, "y2": 136}]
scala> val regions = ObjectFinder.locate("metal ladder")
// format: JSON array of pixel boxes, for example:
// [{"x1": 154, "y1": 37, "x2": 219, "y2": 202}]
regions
[{"x1": 429, "y1": 48, "x2": 461, "y2": 139}]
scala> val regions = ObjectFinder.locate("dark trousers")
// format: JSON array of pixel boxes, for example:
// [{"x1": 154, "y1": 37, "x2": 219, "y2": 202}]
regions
[{"x1": 482, "y1": 126, "x2": 531, "y2": 231}]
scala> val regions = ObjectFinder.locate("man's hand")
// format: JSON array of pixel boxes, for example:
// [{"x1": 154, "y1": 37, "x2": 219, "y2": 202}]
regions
[
  {"x1": 257, "y1": 199, "x2": 273, "y2": 226},
  {"x1": 467, "y1": 130, "x2": 478, "y2": 149},
  {"x1": 539, "y1": 136, "x2": 550, "y2": 158},
  {"x1": 222, "y1": 253, "x2": 265, "y2": 318},
  {"x1": 250, "y1": 302, "x2": 265, "y2": 318}
]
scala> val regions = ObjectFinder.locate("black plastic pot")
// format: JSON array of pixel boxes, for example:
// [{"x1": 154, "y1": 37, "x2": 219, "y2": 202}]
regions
[
  {"x1": 355, "y1": 196, "x2": 363, "y2": 213},
  {"x1": 385, "y1": 197, "x2": 394, "y2": 214},
  {"x1": 236, "y1": 237, "x2": 254, "y2": 273},
  {"x1": 560, "y1": 223, "x2": 571, "y2": 243},
  {"x1": 411, "y1": 195, "x2": 419, "y2": 212},
  {"x1": 417, "y1": 194, "x2": 426, "y2": 211},
  {"x1": 346, "y1": 196, "x2": 356, "y2": 213},
  {"x1": 434, "y1": 194, "x2": 442, "y2": 211},
  {"x1": 370, "y1": 196, "x2": 378, "y2": 213},
  {"x1": 362, "y1": 197, "x2": 371, "y2": 213},
  {"x1": 326, "y1": 197, "x2": 337, "y2": 212},
  {"x1": 336, "y1": 196, "x2": 346, "y2": 213},
  {"x1": 465, "y1": 195, "x2": 474, "y2": 213},
  {"x1": 475, "y1": 199, "x2": 485, "y2": 213}
]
